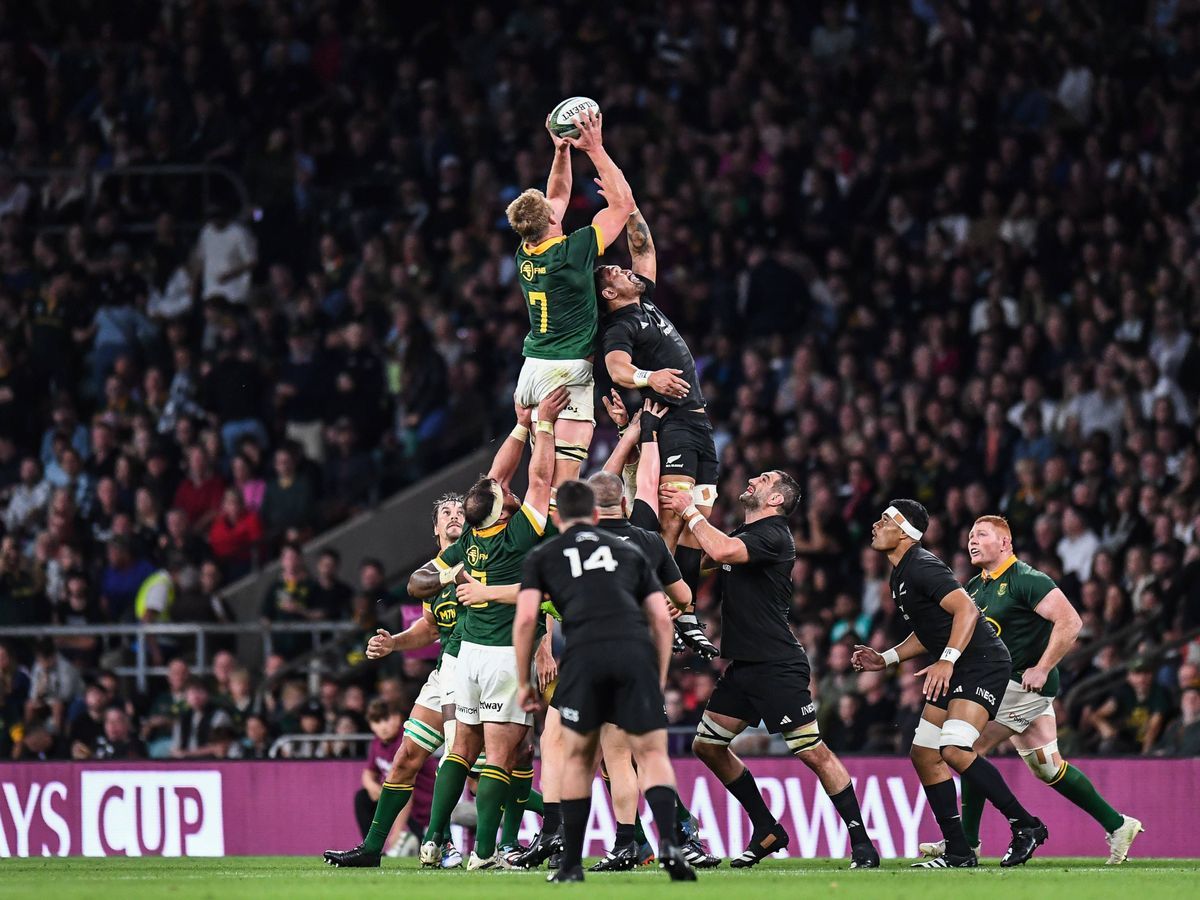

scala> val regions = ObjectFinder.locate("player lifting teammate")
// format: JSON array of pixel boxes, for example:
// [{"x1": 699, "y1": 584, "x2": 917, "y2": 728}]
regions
[
  {"x1": 324, "y1": 493, "x2": 467, "y2": 868},
  {"x1": 660, "y1": 472, "x2": 880, "y2": 870},
  {"x1": 506, "y1": 109, "x2": 635, "y2": 484},
  {"x1": 597, "y1": 208, "x2": 719, "y2": 658},
  {"x1": 514, "y1": 480, "x2": 696, "y2": 883},
  {"x1": 855, "y1": 500, "x2": 1047, "y2": 868},
  {"x1": 919, "y1": 515, "x2": 1142, "y2": 865},
  {"x1": 407, "y1": 389, "x2": 567, "y2": 869}
]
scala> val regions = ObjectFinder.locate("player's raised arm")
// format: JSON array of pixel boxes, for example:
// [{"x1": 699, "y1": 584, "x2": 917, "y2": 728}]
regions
[
  {"x1": 524, "y1": 387, "x2": 569, "y2": 518},
  {"x1": 659, "y1": 484, "x2": 750, "y2": 565},
  {"x1": 365, "y1": 608, "x2": 440, "y2": 659},
  {"x1": 563, "y1": 110, "x2": 635, "y2": 249},
  {"x1": 626, "y1": 207, "x2": 656, "y2": 281},
  {"x1": 544, "y1": 116, "x2": 573, "y2": 222},
  {"x1": 635, "y1": 401, "x2": 666, "y2": 510},
  {"x1": 487, "y1": 399, "x2": 535, "y2": 490}
]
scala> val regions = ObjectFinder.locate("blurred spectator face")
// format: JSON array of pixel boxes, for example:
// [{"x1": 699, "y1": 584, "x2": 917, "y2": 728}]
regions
[
  {"x1": 19, "y1": 457, "x2": 41, "y2": 484},
  {"x1": 245, "y1": 716, "x2": 268, "y2": 745},
  {"x1": 319, "y1": 680, "x2": 340, "y2": 709},
  {"x1": 837, "y1": 694, "x2": 860, "y2": 723},
  {"x1": 377, "y1": 678, "x2": 403, "y2": 706},
  {"x1": 1182, "y1": 690, "x2": 1200, "y2": 724},
  {"x1": 368, "y1": 711, "x2": 401, "y2": 743},
  {"x1": 200, "y1": 560, "x2": 222, "y2": 593},
  {"x1": 274, "y1": 449, "x2": 295, "y2": 480},
  {"x1": 104, "y1": 708, "x2": 131, "y2": 743},
  {"x1": 665, "y1": 688, "x2": 684, "y2": 723},
  {"x1": 166, "y1": 658, "x2": 190, "y2": 693},
  {"x1": 166, "y1": 508, "x2": 189, "y2": 539},
  {"x1": 828, "y1": 643, "x2": 851, "y2": 673},
  {"x1": 1127, "y1": 667, "x2": 1152, "y2": 695},
  {"x1": 263, "y1": 653, "x2": 286, "y2": 679},
  {"x1": 221, "y1": 488, "x2": 244, "y2": 520},
  {"x1": 316, "y1": 551, "x2": 339, "y2": 582},
  {"x1": 85, "y1": 683, "x2": 109, "y2": 716},
  {"x1": 359, "y1": 561, "x2": 384, "y2": 593},
  {"x1": 229, "y1": 670, "x2": 252, "y2": 701},
  {"x1": 211, "y1": 650, "x2": 235, "y2": 687},
  {"x1": 280, "y1": 546, "x2": 304, "y2": 580},
  {"x1": 186, "y1": 682, "x2": 209, "y2": 712}
]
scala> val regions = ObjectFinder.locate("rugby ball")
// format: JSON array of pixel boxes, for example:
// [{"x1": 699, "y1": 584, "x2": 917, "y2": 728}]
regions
[{"x1": 549, "y1": 96, "x2": 600, "y2": 138}]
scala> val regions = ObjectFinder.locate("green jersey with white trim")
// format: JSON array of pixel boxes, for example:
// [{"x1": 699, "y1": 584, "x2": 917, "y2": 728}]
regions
[{"x1": 515, "y1": 225, "x2": 604, "y2": 360}]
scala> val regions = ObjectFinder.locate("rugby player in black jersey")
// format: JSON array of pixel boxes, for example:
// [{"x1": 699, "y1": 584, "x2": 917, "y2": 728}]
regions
[
  {"x1": 854, "y1": 499, "x2": 1048, "y2": 868},
  {"x1": 514, "y1": 480, "x2": 696, "y2": 883},
  {"x1": 660, "y1": 473, "x2": 880, "y2": 870},
  {"x1": 597, "y1": 209, "x2": 719, "y2": 659}
]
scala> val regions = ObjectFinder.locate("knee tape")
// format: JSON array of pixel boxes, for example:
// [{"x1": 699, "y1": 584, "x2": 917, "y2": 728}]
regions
[
  {"x1": 938, "y1": 718, "x2": 981, "y2": 750},
  {"x1": 783, "y1": 720, "x2": 823, "y2": 754},
  {"x1": 555, "y1": 442, "x2": 589, "y2": 463},
  {"x1": 442, "y1": 718, "x2": 456, "y2": 758},
  {"x1": 404, "y1": 717, "x2": 445, "y2": 754},
  {"x1": 692, "y1": 484, "x2": 717, "y2": 506},
  {"x1": 1019, "y1": 740, "x2": 1069, "y2": 784},
  {"x1": 913, "y1": 717, "x2": 942, "y2": 750},
  {"x1": 695, "y1": 713, "x2": 736, "y2": 746}
]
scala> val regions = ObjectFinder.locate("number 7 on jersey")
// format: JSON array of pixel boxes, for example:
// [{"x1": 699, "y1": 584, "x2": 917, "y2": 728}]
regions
[{"x1": 529, "y1": 290, "x2": 548, "y2": 333}]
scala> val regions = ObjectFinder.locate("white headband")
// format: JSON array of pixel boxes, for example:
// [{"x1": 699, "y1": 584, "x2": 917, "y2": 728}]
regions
[
  {"x1": 885, "y1": 505, "x2": 924, "y2": 541},
  {"x1": 478, "y1": 483, "x2": 506, "y2": 529}
]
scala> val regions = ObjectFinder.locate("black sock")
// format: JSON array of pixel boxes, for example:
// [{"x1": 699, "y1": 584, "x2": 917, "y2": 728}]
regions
[
  {"x1": 543, "y1": 801, "x2": 561, "y2": 835},
  {"x1": 724, "y1": 767, "x2": 774, "y2": 832},
  {"x1": 645, "y1": 785, "x2": 681, "y2": 850},
  {"x1": 560, "y1": 797, "x2": 590, "y2": 872},
  {"x1": 960, "y1": 755, "x2": 1037, "y2": 827},
  {"x1": 924, "y1": 778, "x2": 970, "y2": 856},
  {"x1": 675, "y1": 545, "x2": 701, "y2": 595},
  {"x1": 615, "y1": 822, "x2": 636, "y2": 846},
  {"x1": 828, "y1": 783, "x2": 870, "y2": 847}
]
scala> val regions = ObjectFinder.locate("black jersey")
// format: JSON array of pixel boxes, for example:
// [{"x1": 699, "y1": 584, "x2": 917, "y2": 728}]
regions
[
  {"x1": 717, "y1": 515, "x2": 803, "y2": 662},
  {"x1": 601, "y1": 276, "x2": 706, "y2": 411},
  {"x1": 888, "y1": 545, "x2": 1008, "y2": 659},
  {"x1": 596, "y1": 516, "x2": 682, "y2": 589},
  {"x1": 629, "y1": 497, "x2": 661, "y2": 533},
  {"x1": 521, "y1": 524, "x2": 663, "y2": 648}
]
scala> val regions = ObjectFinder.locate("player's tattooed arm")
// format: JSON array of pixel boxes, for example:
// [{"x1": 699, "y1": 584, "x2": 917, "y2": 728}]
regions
[{"x1": 626, "y1": 208, "x2": 656, "y2": 281}]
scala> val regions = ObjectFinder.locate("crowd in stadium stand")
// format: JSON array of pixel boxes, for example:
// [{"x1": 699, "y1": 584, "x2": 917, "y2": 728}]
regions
[{"x1": 2, "y1": 0, "x2": 1200, "y2": 761}]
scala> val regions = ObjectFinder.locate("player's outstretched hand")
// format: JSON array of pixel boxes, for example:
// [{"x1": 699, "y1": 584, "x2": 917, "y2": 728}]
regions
[
  {"x1": 602, "y1": 388, "x2": 629, "y2": 428},
  {"x1": 563, "y1": 108, "x2": 602, "y2": 152},
  {"x1": 915, "y1": 659, "x2": 954, "y2": 701},
  {"x1": 538, "y1": 386, "x2": 571, "y2": 422},
  {"x1": 658, "y1": 483, "x2": 692, "y2": 516},
  {"x1": 643, "y1": 399, "x2": 668, "y2": 419},
  {"x1": 366, "y1": 628, "x2": 395, "y2": 660},
  {"x1": 517, "y1": 682, "x2": 543, "y2": 714},
  {"x1": 545, "y1": 114, "x2": 568, "y2": 150},
  {"x1": 514, "y1": 395, "x2": 534, "y2": 429},
  {"x1": 649, "y1": 368, "x2": 689, "y2": 399}
]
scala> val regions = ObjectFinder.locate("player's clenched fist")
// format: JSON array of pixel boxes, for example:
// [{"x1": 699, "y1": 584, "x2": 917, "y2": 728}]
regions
[
  {"x1": 851, "y1": 644, "x2": 885, "y2": 672},
  {"x1": 366, "y1": 628, "x2": 395, "y2": 660}
]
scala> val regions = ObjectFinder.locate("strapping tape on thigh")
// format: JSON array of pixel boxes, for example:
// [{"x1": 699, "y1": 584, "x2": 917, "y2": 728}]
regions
[
  {"x1": 695, "y1": 713, "x2": 736, "y2": 745},
  {"x1": 783, "y1": 720, "x2": 822, "y2": 753}
]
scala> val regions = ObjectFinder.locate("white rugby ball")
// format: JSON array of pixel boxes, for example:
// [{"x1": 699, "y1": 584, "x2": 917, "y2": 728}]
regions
[{"x1": 549, "y1": 96, "x2": 600, "y2": 138}]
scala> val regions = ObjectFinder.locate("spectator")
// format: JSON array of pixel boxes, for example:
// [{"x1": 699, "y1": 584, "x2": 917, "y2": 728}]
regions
[
  {"x1": 355, "y1": 699, "x2": 405, "y2": 846},
  {"x1": 69, "y1": 682, "x2": 111, "y2": 758},
  {"x1": 1058, "y1": 507, "x2": 1102, "y2": 582},
  {"x1": 4, "y1": 457, "x2": 50, "y2": 535},
  {"x1": 260, "y1": 544, "x2": 320, "y2": 659},
  {"x1": 170, "y1": 676, "x2": 234, "y2": 759},
  {"x1": 239, "y1": 713, "x2": 274, "y2": 759},
  {"x1": 94, "y1": 706, "x2": 148, "y2": 760},
  {"x1": 209, "y1": 488, "x2": 264, "y2": 576},
  {"x1": 0, "y1": 535, "x2": 45, "y2": 626},
  {"x1": 25, "y1": 637, "x2": 84, "y2": 734},
  {"x1": 310, "y1": 548, "x2": 353, "y2": 621},
  {"x1": 1089, "y1": 661, "x2": 1172, "y2": 755},
  {"x1": 1158, "y1": 688, "x2": 1200, "y2": 757},
  {"x1": 173, "y1": 446, "x2": 226, "y2": 534},
  {"x1": 193, "y1": 202, "x2": 258, "y2": 306},
  {"x1": 260, "y1": 446, "x2": 316, "y2": 541}
]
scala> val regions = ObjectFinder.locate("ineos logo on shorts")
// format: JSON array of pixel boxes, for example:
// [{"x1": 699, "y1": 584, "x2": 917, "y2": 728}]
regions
[
  {"x1": 800, "y1": 703, "x2": 816, "y2": 716},
  {"x1": 976, "y1": 687, "x2": 997, "y2": 705},
  {"x1": 561, "y1": 707, "x2": 580, "y2": 722}
]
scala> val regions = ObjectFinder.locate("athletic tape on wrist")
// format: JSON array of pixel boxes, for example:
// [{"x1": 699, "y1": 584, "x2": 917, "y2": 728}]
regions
[
  {"x1": 510, "y1": 424, "x2": 530, "y2": 443},
  {"x1": 881, "y1": 647, "x2": 900, "y2": 667},
  {"x1": 536, "y1": 420, "x2": 555, "y2": 435},
  {"x1": 439, "y1": 562, "x2": 464, "y2": 585},
  {"x1": 633, "y1": 369, "x2": 651, "y2": 388},
  {"x1": 940, "y1": 647, "x2": 961, "y2": 664}
]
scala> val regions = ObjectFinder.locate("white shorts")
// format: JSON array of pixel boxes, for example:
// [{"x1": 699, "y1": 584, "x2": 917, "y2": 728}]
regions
[
  {"x1": 454, "y1": 641, "x2": 533, "y2": 726},
  {"x1": 414, "y1": 665, "x2": 445, "y2": 713},
  {"x1": 439, "y1": 653, "x2": 458, "y2": 705},
  {"x1": 994, "y1": 679, "x2": 1055, "y2": 733},
  {"x1": 515, "y1": 357, "x2": 594, "y2": 423}
]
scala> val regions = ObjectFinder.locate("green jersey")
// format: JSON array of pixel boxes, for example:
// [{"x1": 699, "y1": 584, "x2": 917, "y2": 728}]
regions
[
  {"x1": 516, "y1": 225, "x2": 605, "y2": 360},
  {"x1": 424, "y1": 584, "x2": 461, "y2": 666},
  {"x1": 965, "y1": 556, "x2": 1060, "y2": 696},
  {"x1": 434, "y1": 503, "x2": 547, "y2": 646}
]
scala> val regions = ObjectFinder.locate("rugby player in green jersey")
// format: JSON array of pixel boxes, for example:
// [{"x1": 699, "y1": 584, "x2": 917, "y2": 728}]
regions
[
  {"x1": 408, "y1": 388, "x2": 569, "y2": 869},
  {"x1": 920, "y1": 515, "x2": 1143, "y2": 865},
  {"x1": 506, "y1": 109, "x2": 636, "y2": 485},
  {"x1": 323, "y1": 492, "x2": 467, "y2": 868}
]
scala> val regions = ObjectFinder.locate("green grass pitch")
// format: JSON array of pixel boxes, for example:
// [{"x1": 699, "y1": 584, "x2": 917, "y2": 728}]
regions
[{"x1": 5, "y1": 857, "x2": 1198, "y2": 899}]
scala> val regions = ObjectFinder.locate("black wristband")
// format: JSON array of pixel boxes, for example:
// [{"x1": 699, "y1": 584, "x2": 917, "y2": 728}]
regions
[{"x1": 640, "y1": 411, "x2": 662, "y2": 443}]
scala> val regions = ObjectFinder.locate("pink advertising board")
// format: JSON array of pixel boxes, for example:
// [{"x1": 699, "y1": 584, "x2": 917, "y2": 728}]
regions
[{"x1": 1, "y1": 757, "x2": 1196, "y2": 858}]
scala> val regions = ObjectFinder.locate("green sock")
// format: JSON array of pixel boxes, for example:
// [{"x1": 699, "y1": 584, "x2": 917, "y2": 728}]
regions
[
  {"x1": 525, "y1": 787, "x2": 544, "y2": 815},
  {"x1": 961, "y1": 775, "x2": 984, "y2": 848},
  {"x1": 500, "y1": 769, "x2": 534, "y2": 847},
  {"x1": 475, "y1": 765, "x2": 512, "y2": 858},
  {"x1": 425, "y1": 753, "x2": 471, "y2": 846},
  {"x1": 363, "y1": 782, "x2": 413, "y2": 853},
  {"x1": 1051, "y1": 764, "x2": 1124, "y2": 833}
]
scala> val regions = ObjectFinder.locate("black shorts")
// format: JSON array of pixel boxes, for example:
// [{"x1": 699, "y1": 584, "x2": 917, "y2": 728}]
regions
[
  {"x1": 554, "y1": 640, "x2": 666, "y2": 735},
  {"x1": 705, "y1": 655, "x2": 816, "y2": 734},
  {"x1": 659, "y1": 411, "x2": 718, "y2": 487},
  {"x1": 926, "y1": 652, "x2": 1010, "y2": 720}
]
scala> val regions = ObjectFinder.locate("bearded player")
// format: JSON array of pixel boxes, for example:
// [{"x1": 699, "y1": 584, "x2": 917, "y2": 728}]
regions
[
  {"x1": 323, "y1": 493, "x2": 467, "y2": 868},
  {"x1": 408, "y1": 389, "x2": 567, "y2": 869},
  {"x1": 506, "y1": 108, "x2": 635, "y2": 485},
  {"x1": 918, "y1": 516, "x2": 1143, "y2": 865}
]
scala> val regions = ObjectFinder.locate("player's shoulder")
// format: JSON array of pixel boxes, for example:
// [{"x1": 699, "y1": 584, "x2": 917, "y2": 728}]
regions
[{"x1": 1013, "y1": 558, "x2": 1055, "y2": 584}]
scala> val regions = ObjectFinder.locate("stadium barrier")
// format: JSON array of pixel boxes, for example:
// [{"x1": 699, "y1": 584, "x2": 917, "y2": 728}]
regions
[{"x1": 2, "y1": 757, "x2": 1197, "y2": 859}]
